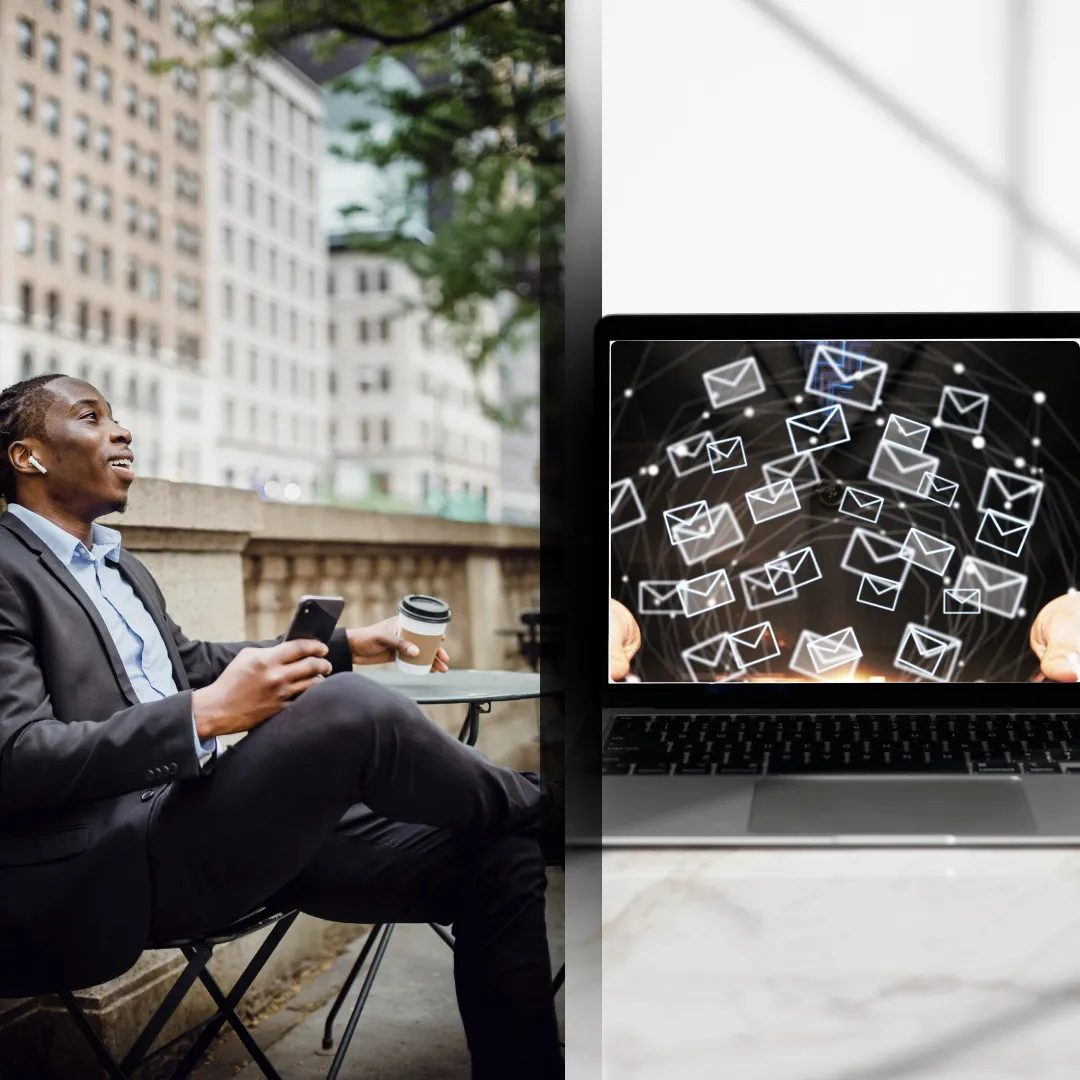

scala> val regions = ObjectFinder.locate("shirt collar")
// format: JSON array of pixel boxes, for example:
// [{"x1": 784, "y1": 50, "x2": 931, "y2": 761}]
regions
[{"x1": 6, "y1": 503, "x2": 123, "y2": 566}]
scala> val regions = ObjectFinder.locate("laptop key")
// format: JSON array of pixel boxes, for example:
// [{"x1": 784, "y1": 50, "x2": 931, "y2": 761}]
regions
[
  {"x1": 973, "y1": 761, "x2": 1021, "y2": 774},
  {"x1": 675, "y1": 763, "x2": 714, "y2": 775},
  {"x1": 602, "y1": 763, "x2": 632, "y2": 775},
  {"x1": 633, "y1": 762, "x2": 674, "y2": 775}
]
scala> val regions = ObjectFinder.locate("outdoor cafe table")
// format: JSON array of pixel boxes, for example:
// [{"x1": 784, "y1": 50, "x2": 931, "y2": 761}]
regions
[{"x1": 361, "y1": 668, "x2": 554, "y2": 746}]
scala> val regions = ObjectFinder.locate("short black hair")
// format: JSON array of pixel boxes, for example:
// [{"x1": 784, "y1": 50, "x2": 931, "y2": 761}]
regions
[{"x1": 0, "y1": 374, "x2": 66, "y2": 507}]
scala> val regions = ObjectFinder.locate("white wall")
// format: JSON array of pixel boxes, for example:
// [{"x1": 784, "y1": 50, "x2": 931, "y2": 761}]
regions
[{"x1": 602, "y1": 0, "x2": 1080, "y2": 312}]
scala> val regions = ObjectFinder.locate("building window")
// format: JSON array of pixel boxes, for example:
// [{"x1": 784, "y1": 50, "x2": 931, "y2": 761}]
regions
[
  {"x1": 45, "y1": 226, "x2": 61, "y2": 264},
  {"x1": 270, "y1": 355, "x2": 279, "y2": 389},
  {"x1": 141, "y1": 0, "x2": 157, "y2": 20},
  {"x1": 246, "y1": 182, "x2": 256, "y2": 216},
  {"x1": 267, "y1": 140, "x2": 276, "y2": 176},
  {"x1": 75, "y1": 174, "x2": 90, "y2": 212},
  {"x1": 269, "y1": 248, "x2": 277, "y2": 282},
  {"x1": 248, "y1": 406, "x2": 257, "y2": 436},
  {"x1": 223, "y1": 339, "x2": 234, "y2": 378},
  {"x1": 224, "y1": 400, "x2": 234, "y2": 433},
  {"x1": 96, "y1": 65, "x2": 112, "y2": 102},
  {"x1": 125, "y1": 196, "x2": 138, "y2": 232},
  {"x1": 17, "y1": 83, "x2": 35, "y2": 120},
  {"x1": 20, "y1": 352, "x2": 34, "y2": 380},
  {"x1": 17, "y1": 18, "x2": 35, "y2": 58},
  {"x1": 174, "y1": 276, "x2": 201, "y2": 310},
  {"x1": 100, "y1": 245, "x2": 112, "y2": 282},
  {"x1": 288, "y1": 206, "x2": 296, "y2": 240},
  {"x1": 123, "y1": 25, "x2": 136, "y2": 56},
  {"x1": 143, "y1": 207, "x2": 159, "y2": 239},
  {"x1": 96, "y1": 124, "x2": 112, "y2": 161},
  {"x1": 16, "y1": 150, "x2": 34, "y2": 188},
  {"x1": 15, "y1": 216, "x2": 36, "y2": 255},
  {"x1": 127, "y1": 318, "x2": 138, "y2": 354},
  {"x1": 327, "y1": 270, "x2": 335, "y2": 296},
  {"x1": 360, "y1": 418, "x2": 369, "y2": 445},
  {"x1": 143, "y1": 151, "x2": 159, "y2": 185},
  {"x1": 44, "y1": 34, "x2": 61, "y2": 71},
  {"x1": 177, "y1": 333, "x2": 200, "y2": 361},
  {"x1": 45, "y1": 293, "x2": 61, "y2": 331},
  {"x1": 269, "y1": 304, "x2": 278, "y2": 334},
  {"x1": 76, "y1": 300, "x2": 89, "y2": 338},
  {"x1": 142, "y1": 95, "x2": 158, "y2": 129},
  {"x1": 147, "y1": 376, "x2": 160, "y2": 410},
  {"x1": 379, "y1": 317, "x2": 390, "y2": 341},
  {"x1": 378, "y1": 267, "x2": 390, "y2": 292},
  {"x1": 289, "y1": 258, "x2": 297, "y2": 290},
  {"x1": 289, "y1": 361, "x2": 297, "y2": 394},
  {"x1": 74, "y1": 0, "x2": 89, "y2": 29},
  {"x1": 222, "y1": 283, "x2": 233, "y2": 318},
  {"x1": 43, "y1": 161, "x2": 60, "y2": 198},
  {"x1": 328, "y1": 321, "x2": 336, "y2": 345},
  {"x1": 223, "y1": 226, "x2": 234, "y2": 261},
  {"x1": 357, "y1": 268, "x2": 368, "y2": 293},
  {"x1": 358, "y1": 319, "x2": 369, "y2": 343},
  {"x1": 142, "y1": 264, "x2": 159, "y2": 299},
  {"x1": 222, "y1": 109, "x2": 232, "y2": 147},
  {"x1": 308, "y1": 268, "x2": 315, "y2": 298},
  {"x1": 379, "y1": 367, "x2": 391, "y2": 391},
  {"x1": 126, "y1": 256, "x2": 139, "y2": 291},
  {"x1": 247, "y1": 292, "x2": 256, "y2": 328},
  {"x1": 222, "y1": 166, "x2": 233, "y2": 203},
  {"x1": 247, "y1": 236, "x2": 256, "y2": 271},
  {"x1": 124, "y1": 82, "x2": 137, "y2": 115},
  {"x1": 381, "y1": 418, "x2": 391, "y2": 447},
  {"x1": 248, "y1": 349, "x2": 258, "y2": 383},
  {"x1": 74, "y1": 52, "x2": 89, "y2": 89},
  {"x1": 96, "y1": 184, "x2": 112, "y2": 221},
  {"x1": 74, "y1": 235, "x2": 89, "y2": 273},
  {"x1": 268, "y1": 195, "x2": 276, "y2": 227},
  {"x1": 100, "y1": 307, "x2": 112, "y2": 341},
  {"x1": 328, "y1": 371, "x2": 337, "y2": 394},
  {"x1": 246, "y1": 125, "x2": 255, "y2": 161},
  {"x1": 19, "y1": 284, "x2": 34, "y2": 324},
  {"x1": 123, "y1": 138, "x2": 137, "y2": 173},
  {"x1": 289, "y1": 309, "x2": 297, "y2": 342},
  {"x1": 43, "y1": 97, "x2": 61, "y2": 135},
  {"x1": 307, "y1": 218, "x2": 315, "y2": 248},
  {"x1": 96, "y1": 7, "x2": 111, "y2": 42}
]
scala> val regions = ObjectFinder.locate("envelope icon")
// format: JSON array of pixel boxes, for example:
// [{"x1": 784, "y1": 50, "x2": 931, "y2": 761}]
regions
[
  {"x1": 764, "y1": 545, "x2": 822, "y2": 594},
  {"x1": 727, "y1": 620, "x2": 781, "y2": 669},
  {"x1": 762, "y1": 451, "x2": 820, "y2": 492},
  {"x1": 745, "y1": 478, "x2": 801, "y2": 524},
  {"x1": 977, "y1": 468, "x2": 1044, "y2": 523},
  {"x1": 790, "y1": 629, "x2": 860, "y2": 681},
  {"x1": 841, "y1": 528, "x2": 911, "y2": 585},
  {"x1": 894, "y1": 624, "x2": 962, "y2": 682},
  {"x1": 839, "y1": 486, "x2": 884, "y2": 524},
  {"x1": 702, "y1": 357, "x2": 766, "y2": 409},
  {"x1": 804, "y1": 345, "x2": 888, "y2": 412},
  {"x1": 935, "y1": 386, "x2": 989, "y2": 436},
  {"x1": 677, "y1": 569, "x2": 735, "y2": 617},
  {"x1": 899, "y1": 528, "x2": 956, "y2": 577},
  {"x1": 666, "y1": 431, "x2": 715, "y2": 477},
  {"x1": 916, "y1": 472, "x2": 959, "y2": 508},
  {"x1": 664, "y1": 500, "x2": 714, "y2": 547},
  {"x1": 806, "y1": 626, "x2": 863, "y2": 674},
  {"x1": 943, "y1": 588, "x2": 981, "y2": 615},
  {"x1": 868, "y1": 439, "x2": 940, "y2": 497},
  {"x1": 787, "y1": 405, "x2": 851, "y2": 456},
  {"x1": 682, "y1": 631, "x2": 740, "y2": 682},
  {"x1": 857, "y1": 573, "x2": 903, "y2": 611},
  {"x1": 637, "y1": 580, "x2": 683, "y2": 615},
  {"x1": 883, "y1": 414, "x2": 931, "y2": 452},
  {"x1": 976, "y1": 509, "x2": 1032, "y2": 558},
  {"x1": 671, "y1": 502, "x2": 745, "y2": 566},
  {"x1": 954, "y1": 556, "x2": 1028, "y2": 619},
  {"x1": 740, "y1": 566, "x2": 798, "y2": 611},
  {"x1": 610, "y1": 478, "x2": 646, "y2": 534},
  {"x1": 707, "y1": 436, "x2": 747, "y2": 474}
]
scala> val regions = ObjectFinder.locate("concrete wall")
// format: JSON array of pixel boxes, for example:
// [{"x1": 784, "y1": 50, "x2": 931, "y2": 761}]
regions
[{"x1": 0, "y1": 479, "x2": 541, "y2": 1077}]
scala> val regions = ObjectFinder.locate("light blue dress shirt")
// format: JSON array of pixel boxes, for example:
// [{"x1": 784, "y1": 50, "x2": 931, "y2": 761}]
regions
[{"x1": 6, "y1": 503, "x2": 219, "y2": 771}]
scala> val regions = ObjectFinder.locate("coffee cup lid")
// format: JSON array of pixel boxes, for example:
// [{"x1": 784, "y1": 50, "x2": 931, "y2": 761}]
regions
[{"x1": 399, "y1": 594, "x2": 451, "y2": 624}]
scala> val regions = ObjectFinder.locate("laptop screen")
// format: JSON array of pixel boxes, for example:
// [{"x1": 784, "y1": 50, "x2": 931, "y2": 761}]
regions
[{"x1": 609, "y1": 339, "x2": 1080, "y2": 684}]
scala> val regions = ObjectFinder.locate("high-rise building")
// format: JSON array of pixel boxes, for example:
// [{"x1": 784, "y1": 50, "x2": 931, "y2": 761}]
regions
[
  {"x1": 0, "y1": 0, "x2": 210, "y2": 482},
  {"x1": 203, "y1": 43, "x2": 330, "y2": 500},
  {"x1": 326, "y1": 239, "x2": 503, "y2": 520}
]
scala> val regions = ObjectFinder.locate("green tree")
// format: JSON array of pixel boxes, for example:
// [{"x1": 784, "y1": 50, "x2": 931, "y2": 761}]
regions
[{"x1": 208, "y1": 0, "x2": 564, "y2": 430}]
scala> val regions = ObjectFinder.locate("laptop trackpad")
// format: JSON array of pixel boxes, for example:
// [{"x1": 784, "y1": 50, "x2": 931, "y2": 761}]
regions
[{"x1": 749, "y1": 778, "x2": 1037, "y2": 835}]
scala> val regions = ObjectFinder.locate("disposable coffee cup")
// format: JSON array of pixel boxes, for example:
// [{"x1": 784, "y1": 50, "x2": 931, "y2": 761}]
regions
[{"x1": 396, "y1": 594, "x2": 451, "y2": 675}]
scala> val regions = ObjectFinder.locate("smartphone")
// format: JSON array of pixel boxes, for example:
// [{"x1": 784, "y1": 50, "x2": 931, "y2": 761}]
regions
[{"x1": 285, "y1": 595, "x2": 345, "y2": 646}]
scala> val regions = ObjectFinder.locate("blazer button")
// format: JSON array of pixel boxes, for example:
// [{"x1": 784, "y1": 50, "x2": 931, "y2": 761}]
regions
[
  {"x1": 141, "y1": 790, "x2": 154, "y2": 801},
  {"x1": 168, "y1": 763, "x2": 178, "y2": 775},
  {"x1": 145, "y1": 769, "x2": 154, "y2": 781}
]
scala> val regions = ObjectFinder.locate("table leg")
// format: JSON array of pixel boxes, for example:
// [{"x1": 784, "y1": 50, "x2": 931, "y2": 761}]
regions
[{"x1": 456, "y1": 701, "x2": 489, "y2": 746}]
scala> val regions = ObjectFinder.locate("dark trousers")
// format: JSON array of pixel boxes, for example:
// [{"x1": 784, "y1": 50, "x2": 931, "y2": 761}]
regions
[{"x1": 146, "y1": 671, "x2": 561, "y2": 1079}]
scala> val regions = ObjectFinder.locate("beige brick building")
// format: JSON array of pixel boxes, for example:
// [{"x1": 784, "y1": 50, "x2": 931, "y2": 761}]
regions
[{"x1": 0, "y1": 0, "x2": 208, "y2": 481}]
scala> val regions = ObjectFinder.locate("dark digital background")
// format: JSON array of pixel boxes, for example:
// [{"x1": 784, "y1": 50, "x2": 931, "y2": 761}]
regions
[{"x1": 610, "y1": 339, "x2": 1080, "y2": 683}]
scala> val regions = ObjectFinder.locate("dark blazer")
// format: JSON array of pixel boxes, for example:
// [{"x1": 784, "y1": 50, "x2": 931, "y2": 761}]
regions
[{"x1": 0, "y1": 510, "x2": 354, "y2": 996}]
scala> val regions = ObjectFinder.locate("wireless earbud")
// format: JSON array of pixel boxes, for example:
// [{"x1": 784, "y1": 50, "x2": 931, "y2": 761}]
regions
[{"x1": 28, "y1": 454, "x2": 47, "y2": 475}]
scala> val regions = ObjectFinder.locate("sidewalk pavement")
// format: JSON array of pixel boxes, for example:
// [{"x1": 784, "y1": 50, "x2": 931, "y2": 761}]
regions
[{"x1": 190, "y1": 869, "x2": 565, "y2": 1079}]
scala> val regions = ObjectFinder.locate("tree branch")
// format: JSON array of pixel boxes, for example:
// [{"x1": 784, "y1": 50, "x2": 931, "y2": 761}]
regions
[{"x1": 298, "y1": 0, "x2": 512, "y2": 47}]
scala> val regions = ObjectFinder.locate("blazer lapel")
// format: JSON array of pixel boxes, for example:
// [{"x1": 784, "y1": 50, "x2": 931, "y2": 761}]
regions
[{"x1": 115, "y1": 552, "x2": 190, "y2": 691}]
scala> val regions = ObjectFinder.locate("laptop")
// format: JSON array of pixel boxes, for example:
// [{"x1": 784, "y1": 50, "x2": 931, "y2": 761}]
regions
[{"x1": 600, "y1": 314, "x2": 1080, "y2": 844}]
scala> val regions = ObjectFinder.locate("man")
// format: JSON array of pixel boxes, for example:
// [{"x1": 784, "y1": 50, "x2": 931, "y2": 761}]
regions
[{"x1": 0, "y1": 374, "x2": 562, "y2": 1080}]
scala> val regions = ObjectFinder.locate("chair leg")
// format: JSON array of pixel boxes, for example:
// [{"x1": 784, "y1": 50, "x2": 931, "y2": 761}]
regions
[
  {"x1": 59, "y1": 991, "x2": 130, "y2": 1080},
  {"x1": 118, "y1": 945, "x2": 213, "y2": 1073},
  {"x1": 552, "y1": 963, "x2": 565, "y2": 994},
  {"x1": 166, "y1": 911, "x2": 298, "y2": 1080},
  {"x1": 321, "y1": 922, "x2": 385, "y2": 1050},
  {"x1": 325, "y1": 923, "x2": 396, "y2": 1080},
  {"x1": 428, "y1": 922, "x2": 455, "y2": 949}
]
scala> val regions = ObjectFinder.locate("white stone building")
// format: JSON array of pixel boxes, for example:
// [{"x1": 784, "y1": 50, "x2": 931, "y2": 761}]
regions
[
  {"x1": 202, "y1": 38, "x2": 331, "y2": 501},
  {"x1": 326, "y1": 239, "x2": 503, "y2": 520}
]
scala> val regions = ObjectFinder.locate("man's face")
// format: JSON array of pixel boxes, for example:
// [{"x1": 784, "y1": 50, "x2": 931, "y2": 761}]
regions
[{"x1": 15, "y1": 378, "x2": 135, "y2": 517}]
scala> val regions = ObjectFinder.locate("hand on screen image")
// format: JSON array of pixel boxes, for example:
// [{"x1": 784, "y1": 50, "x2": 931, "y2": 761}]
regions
[
  {"x1": 609, "y1": 598, "x2": 641, "y2": 680},
  {"x1": 1030, "y1": 594, "x2": 1080, "y2": 682}
]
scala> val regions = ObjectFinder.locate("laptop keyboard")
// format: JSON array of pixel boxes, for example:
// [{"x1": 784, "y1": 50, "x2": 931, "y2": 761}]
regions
[{"x1": 602, "y1": 714, "x2": 1080, "y2": 775}]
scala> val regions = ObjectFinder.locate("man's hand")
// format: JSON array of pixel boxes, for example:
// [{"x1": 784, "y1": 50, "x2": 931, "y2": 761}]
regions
[
  {"x1": 346, "y1": 616, "x2": 450, "y2": 673},
  {"x1": 1031, "y1": 593, "x2": 1080, "y2": 681},
  {"x1": 609, "y1": 598, "x2": 641, "y2": 681},
  {"x1": 192, "y1": 640, "x2": 333, "y2": 738}
]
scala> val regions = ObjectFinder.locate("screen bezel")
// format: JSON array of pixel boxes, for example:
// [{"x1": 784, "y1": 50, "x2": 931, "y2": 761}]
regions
[{"x1": 599, "y1": 312, "x2": 1080, "y2": 710}]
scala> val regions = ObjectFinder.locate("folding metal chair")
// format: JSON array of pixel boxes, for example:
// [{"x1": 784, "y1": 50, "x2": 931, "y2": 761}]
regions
[{"x1": 57, "y1": 906, "x2": 300, "y2": 1080}]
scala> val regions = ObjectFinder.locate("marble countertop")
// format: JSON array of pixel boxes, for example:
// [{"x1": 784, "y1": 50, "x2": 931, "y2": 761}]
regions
[{"x1": 587, "y1": 848, "x2": 1080, "y2": 1080}]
